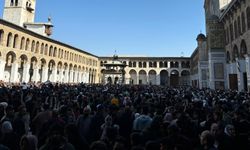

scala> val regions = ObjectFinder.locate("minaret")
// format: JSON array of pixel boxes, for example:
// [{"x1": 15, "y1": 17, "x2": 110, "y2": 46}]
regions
[{"x1": 3, "y1": 0, "x2": 36, "y2": 27}]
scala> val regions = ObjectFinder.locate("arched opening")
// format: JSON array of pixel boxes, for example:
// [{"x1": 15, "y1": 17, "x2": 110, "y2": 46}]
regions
[
  {"x1": 15, "y1": 0, "x2": 18, "y2": 6},
  {"x1": 10, "y1": 0, "x2": 14, "y2": 6},
  {"x1": 180, "y1": 70, "x2": 190, "y2": 86},
  {"x1": 170, "y1": 70, "x2": 179, "y2": 87},
  {"x1": 49, "y1": 46, "x2": 53, "y2": 56},
  {"x1": 48, "y1": 60, "x2": 56, "y2": 81},
  {"x1": 44, "y1": 44, "x2": 48, "y2": 55},
  {"x1": 138, "y1": 70, "x2": 147, "y2": 84},
  {"x1": 35, "y1": 42, "x2": 39, "y2": 53},
  {"x1": 20, "y1": 37, "x2": 25, "y2": 50},
  {"x1": 53, "y1": 47, "x2": 57, "y2": 57},
  {"x1": 25, "y1": 38, "x2": 30, "y2": 50},
  {"x1": 160, "y1": 70, "x2": 168, "y2": 86},
  {"x1": 247, "y1": 7, "x2": 250, "y2": 30},
  {"x1": 129, "y1": 69, "x2": 137, "y2": 85},
  {"x1": 0, "y1": 30, "x2": 4, "y2": 45},
  {"x1": 40, "y1": 43, "x2": 44, "y2": 54},
  {"x1": 240, "y1": 40, "x2": 247, "y2": 58},
  {"x1": 31, "y1": 40, "x2": 35, "y2": 52},
  {"x1": 13, "y1": 34, "x2": 18, "y2": 48},
  {"x1": 226, "y1": 51, "x2": 231, "y2": 63},
  {"x1": 6, "y1": 33, "x2": 12, "y2": 47},
  {"x1": 4, "y1": 51, "x2": 17, "y2": 82},
  {"x1": 30, "y1": 57, "x2": 38, "y2": 82},
  {"x1": 232, "y1": 45, "x2": 239, "y2": 62},
  {"x1": 128, "y1": 61, "x2": 132, "y2": 67},
  {"x1": 18, "y1": 54, "x2": 28, "y2": 82},
  {"x1": 148, "y1": 70, "x2": 157, "y2": 85},
  {"x1": 107, "y1": 76, "x2": 112, "y2": 84}
]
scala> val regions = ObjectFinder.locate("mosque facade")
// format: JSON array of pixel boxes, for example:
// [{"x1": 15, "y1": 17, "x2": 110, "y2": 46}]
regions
[{"x1": 0, "y1": 0, "x2": 250, "y2": 91}]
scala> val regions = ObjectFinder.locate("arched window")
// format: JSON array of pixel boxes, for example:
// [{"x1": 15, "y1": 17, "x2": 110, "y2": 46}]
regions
[
  {"x1": 45, "y1": 44, "x2": 48, "y2": 55},
  {"x1": 229, "y1": 23, "x2": 234, "y2": 41},
  {"x1": 143, "y1": 62, "x2": 146, "y2": 68},
  {"x1": 153, "y1": 62, "x2": 157, "y2": 67},
  {"x1": 61, "y1": 50, "x2": 64, "y2": 59},
  {"x1": 240, "y1": 40, "x2": 247, "y2": 58},
  {"x1": 247, "y1": 7, "x2": 250, "y2": 30},
  {"x1": 234, "y1": 20, "x2": 238, "y2": 38},
  {"x1": 25, "y1": 38, "x2": 30, "y2": 50},
  {"x1": 133, "y1": 62, "x2": 136, "y2": 67},
  {"x1": 149, "y1": 62, "x2": 153, "y2": 67},
  {"x1": 49, "y1": 46, "x2": 53, "y2": 56},
  {"x1": 35, "y1": 42, "x2": 39, "y2": 53},
  {"x1": 159, "y1": 61, "x2": 163, "y2": 68},
  {"x1": 20, "y1": 37, "x2": 25, "y2": 50},
  {"x1": 40, "y1": 43, "x2": 44, "y2": 54},
  {"x1": 164, "y1": 61, "x2": 168, "y2": 67},
  {"x1": 0, "y1": 30, "x2": 4, "y2": 45},
  {"x1": 13, "y1": 34, "x2": 18, "y2": 48},
  {"x1": 129, "y1": 61, "x2": 132, "y2": 67},
  {"x1": 237, "y1": 16, "x2": 241, "y2": 35},
  {"x1": 15, "y1": 0, "x2": 18, "y2": 6},
  {"x1": 6, "y1": 33, "x2": 12, "y2": 47},
  {"x1": 31, "y1": 40, "x2": 35, "y2": 52},
  {"x1": 232, "y1": 45, "x2": 239, "y2": 61},
  {"x1": 10, "y1": 0, "x2": 14, "y2": 6},
  {"x1": 226, "y1": 51, "x2": 230, "y2": 63},
  {"x1": 242, "y1": 12, "x2": 246, "y2": 33},
  {"x1": 53, "y1": 47, "x2": 57, "y2": 57}
]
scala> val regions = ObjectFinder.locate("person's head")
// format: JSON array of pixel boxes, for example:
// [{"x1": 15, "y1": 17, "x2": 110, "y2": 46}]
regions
[
  {"x1": 20, "y1": 135, "x2": 38, "y2": 150},
  {"x1": 1, "y1": 121, "x2": 13, "y2": 134},
  {"x1": 90, "y1": 141, "x2": 107, "y2": 150},
  {"x1": 210, "y1": 123, "x2": 219, "y2": 137},
  {"x1": 224, "y1": 124, "x2": 235, "y2": 137},
  {"x1": 200, "y1": 130, "x2": 214, "y2": 148}
]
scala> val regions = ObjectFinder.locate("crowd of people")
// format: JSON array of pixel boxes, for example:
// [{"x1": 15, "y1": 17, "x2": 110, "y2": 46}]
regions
[{"x1": 0, "y1": 81, "x2": 250, "y2": 150}]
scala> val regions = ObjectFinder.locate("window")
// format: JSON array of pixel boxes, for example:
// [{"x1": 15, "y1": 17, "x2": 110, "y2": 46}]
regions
[
  {"x1": 229, "y1": 23, "x2": 234, "y2": 41},
  {"x1": 242, "y1": 12, "x2": 246, "y2": 33},
  {"x1": 13, "y1": 34, "x2": 18, "y2": 48},
  {"x1": 6, "y1": 33, "x2": 12, "y2": 47},
  {"x1": 10, "y1": 0, "x2": 14, "y2": 6},
  {"x1": 35, "y1": 42, "x2": 39, "y2": 53},
  {"x1": 20, "y1": 37, "x2": 25, "y2": 50},
  {"x1": 133, "y1": 62, "x2": 136, "y2": 67},
  {"x1": 232, "y1": 45, "x2": 239, "y2": 61},
  {"x1": 240, "y1": 40, "x2": 247, "y2": 58},
  {"x1": 226, "y1": 51, "x2": 230, "y2": 63},
  {"x1": 234, "y1": 20, "x2": 238, "y2": 38},
  {"x1": 143, "y1": 62, "x2": 146, "y2": 68},
  {"x1": 15, "y1": 0, "x2": 18, "y2": 6},
  {"x1": 31, "y1": 40, "x2": 35, "y2": 52},
  {"x1": 0, "y1": 30, "x2": 4, "y2": 45},
  {"x1": 25, "y1": 39, "x2": 30, "y2": 50},
  {"x1": 40, "y1": 43, "x2": 44, "y2": 54},
  {"x1": 129, "y1": 61, "x2": 132, "y2": 67},
  {"x1": 246, "y1": 7, "x2": 250, "y2": 30},
  {"x1": 237, "y1": 16, "x2": 241, "y2": 36}
]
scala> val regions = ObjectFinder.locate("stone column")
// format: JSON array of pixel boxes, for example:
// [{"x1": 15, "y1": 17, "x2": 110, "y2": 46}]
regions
[
  {"x1": 74, "y1": 70, "x2": 78, "y2": 83},
  {"x1": 59, "y1": 68, "x2": 64, "y2": 83},
  {"x1": 0, "y1": 60, "x2": 6, "y2": 81},
  {"x1": 245, "y1": 55, "x2": 250, "y2": 91},
  {"x1": 10, "y1": 61, "x2": 19, "y2": 83},
  {"x1": 236, "y1": 58, "x2": 246, "y2": 91},
  {"x1": 86, "y1": 72, "x2": 89, "y2": 83},
  {"x1": 51, "y1": 67, "x2": 58, "y2": 82},
  {"x1": 22, "y1": 63, "x2": 30, "y2": 83},
  {"x1": 69, "y1": 69, "x2": 74, "y2": 83},
  {"x1": 41, "y1": 67, "x2": 48, "y2": 82},
  {"x1": 78, "y1": 71, "x2": 82, "y2": 83},
  {"x1": 32, "y1": 64, "x2": 40, "y2": 83},
  {"x1": 156, "y1": 73, "x2": 160, "y2": 85},
  {"x1": 64, "y1": 69, "x2": 69, "y2": 83}
]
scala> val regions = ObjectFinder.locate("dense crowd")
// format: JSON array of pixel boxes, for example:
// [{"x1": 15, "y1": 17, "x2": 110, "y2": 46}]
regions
[{"x1": 0, "y1": 81, "x2": 250, "y2": 150}]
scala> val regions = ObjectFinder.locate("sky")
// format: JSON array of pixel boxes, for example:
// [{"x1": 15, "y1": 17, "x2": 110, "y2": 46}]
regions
[{"x1": 0, "y1": 0, "x2": 206, "y2": 57}]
